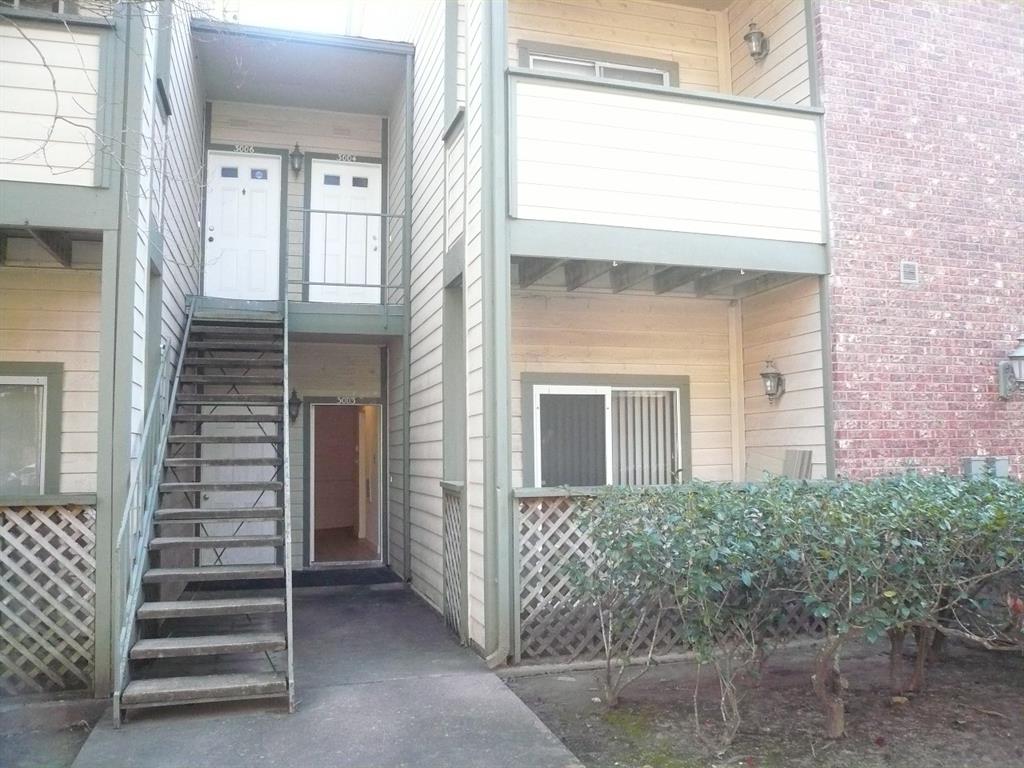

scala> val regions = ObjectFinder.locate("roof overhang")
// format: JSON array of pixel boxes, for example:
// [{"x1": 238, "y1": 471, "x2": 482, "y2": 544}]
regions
[{"x1": 191, "y1": 20, "x2": 412, "y2": 116}]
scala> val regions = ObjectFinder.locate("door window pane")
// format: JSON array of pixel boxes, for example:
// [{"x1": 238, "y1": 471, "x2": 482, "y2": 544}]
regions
[
  {"x1": 538, "y1": 393, "x2": 606, "y2": 486},
  {"x1": 0, "y1": 380, "x2": 46, "y2": 494}
]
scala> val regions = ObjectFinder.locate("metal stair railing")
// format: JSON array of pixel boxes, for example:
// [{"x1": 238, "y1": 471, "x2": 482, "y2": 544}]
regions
[
  {"x1": 111, "y1": 300, "x2": 196, "y2": 726},
  {"x1": 281, "y1": 293, "x2": 296, "y2": 712}
]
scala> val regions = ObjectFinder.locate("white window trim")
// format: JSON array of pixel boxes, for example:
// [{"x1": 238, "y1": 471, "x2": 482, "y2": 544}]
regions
[
  {"x1": 0, "y1": 375, "x2": 48, "y2": 494},
  {"x1": 532, "y1": 384, "x2": 682, "y2": 487},
  {"x1": 526, "y1": 53, "x2": 671, "y2": 86}
]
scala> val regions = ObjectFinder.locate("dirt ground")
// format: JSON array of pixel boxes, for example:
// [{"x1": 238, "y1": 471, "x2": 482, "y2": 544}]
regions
[{"x1": 506, "y1": 639, "x2": 1024, "y2": 768}]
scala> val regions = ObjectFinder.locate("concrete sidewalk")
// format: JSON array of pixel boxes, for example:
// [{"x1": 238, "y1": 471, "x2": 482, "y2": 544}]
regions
[{"x1": 72, "y1": 586, "x2": 581, "y2": 768}]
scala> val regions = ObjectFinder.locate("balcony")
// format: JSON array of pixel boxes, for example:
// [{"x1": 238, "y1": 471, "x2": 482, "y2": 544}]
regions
[{"x1": 505, "y1": 0, "x2": 827, "y2": 280}]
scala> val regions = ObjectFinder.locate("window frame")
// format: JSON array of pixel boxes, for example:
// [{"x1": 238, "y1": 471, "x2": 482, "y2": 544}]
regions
[
  {"x1": 0, "y1": 362, "x2": 63, "y2": 497},
  {"x1": 518, "y1": 41, "x2": 680, "y2": 88},
  {"x1": 521, "y1": 373, "x2": 691, "y2": 489}
]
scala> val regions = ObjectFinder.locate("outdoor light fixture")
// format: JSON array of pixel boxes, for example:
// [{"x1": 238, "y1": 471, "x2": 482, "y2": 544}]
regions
[
  {"x1": 997, "y1": 335, "x2": 1024, "y2": 399},
  {"x1": 744, "y1": 23, "x2": 770, "y2": 62},
  {"x1": 289, "y1": 143, "x2": 304, "y2": 176},
  {"x1": 760, "y1": 360, "x2": 785, "y2": 404},
  {"x1": 288, "y1": 389, "x2": 303, "y2": 422}
]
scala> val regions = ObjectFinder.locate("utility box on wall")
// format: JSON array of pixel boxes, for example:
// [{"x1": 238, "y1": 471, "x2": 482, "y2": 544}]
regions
[{"x1": 962, "y1": 456, "x2": 1010, "y2": 479}]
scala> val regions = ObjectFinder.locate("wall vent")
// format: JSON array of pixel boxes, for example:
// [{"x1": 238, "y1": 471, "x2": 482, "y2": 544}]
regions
[{"x1": 900, "y1": 260, "x2": 919, "y2": 285}]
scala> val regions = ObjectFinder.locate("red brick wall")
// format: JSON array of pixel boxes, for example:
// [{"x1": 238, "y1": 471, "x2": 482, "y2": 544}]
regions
[{"x1": 814, "y1": 0, "x2": 1023, "y2": 478}]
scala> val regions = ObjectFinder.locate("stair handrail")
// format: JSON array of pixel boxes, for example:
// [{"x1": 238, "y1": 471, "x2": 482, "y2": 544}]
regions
[
  {"x1": 281, "y1": 292, "x2": 296, "y2": 712},
  {"x1": 112, "y1": 299, "x2": 196, "y2": 722}
]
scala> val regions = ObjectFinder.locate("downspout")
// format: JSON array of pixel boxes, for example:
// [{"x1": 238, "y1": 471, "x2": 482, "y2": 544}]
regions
[
  {"x1": 481, "y1": 0, "x2": 513, "y2": 666},
  {"x1": 401, "y1": 51, "x2": 414, "y2": 580}
]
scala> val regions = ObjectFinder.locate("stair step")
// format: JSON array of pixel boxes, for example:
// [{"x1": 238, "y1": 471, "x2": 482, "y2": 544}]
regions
[
  {"x1": 180, "y1": 375, "x2": 283, "y2": 385},
  {"x1": 121, "y1": 672, "x2": 288, "y2": 708},
  {"x1": 137, "y1": 597, "x2": 285, "y2": 620},
  {"x1": 130, "y1": 632, "x2": 286, "y2": 660},
  {"x1": 155, "y1": 506, "x2": 284, "y2": 523},
  {"x1": 143, "y1": 564, "x2": 284, "y2": 583},
  {"x1": 167, "y1": 434, "x2": 282, "y2": 445},
  {"x1": 160, "y1": 481, "x2": 283, "y2": 493},
  {"x1": 178, "y1": 394, "x2": 282, "y2": 405},
  {"x1": 188, "y1": 341, "x2": 283, "y2": 351},
  {"x1": 164, "y1": 457, "x2": 281, "y2": 468},
  {"x1": 150, "y1": 534, "x2": 284, "y2": 550},
  {"x1": 172, "y1": 413, "x2": 282, "y2": 423},
  {"x1": 183, "y1": 357, "x2": 283, "y2": 368},
  {"x1": 190, "y1": 325, "x2": 284, "y2": 337}
]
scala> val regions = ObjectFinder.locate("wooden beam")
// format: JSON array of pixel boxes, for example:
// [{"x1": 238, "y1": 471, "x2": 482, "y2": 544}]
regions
[
  {"x1": 736, "y1": 272, "x2": 800, "y2": 298},
  {"x1": 27, "y1": 228, "x2": 72, "y2": 267},
  {"x1": 517, "y1": 257, "x2": 564, "y2": 289},
  {"x1": 564, "y1": 260, "x2": 613, "y2": 291},
  {"x1": 695, "y1": 269, "x2": 764, "y2": 297},
  {"x1": 610, "y1": 263, "x2": 659, "y2": 293},
  {"x1": 653, "y1": 266, "x2": 709, "y2": 295}
]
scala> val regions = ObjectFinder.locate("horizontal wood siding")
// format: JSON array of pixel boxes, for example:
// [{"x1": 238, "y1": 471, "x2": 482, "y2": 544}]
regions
[
  {"x1": 511, "y1": 291, "x2": 735, "y2": 484},
  {"x1": 209, "y1": 101, "x2": 383, "y2": 301},
  {"x1": 287, "y1": 343, "x2": 381, "y2": 569},
  {"x1": 508, "y1": 0, "x2": 722, "y2": 92},
  {"x1": 0, "y1": 263, "x2": 100, "y2": 493},
  {"x1": 727, "y1": 0, "x2": 810, "y2": 105},
  {"x1": 0, "y1": 21, "x2": 101, "y2": 185},
  {"x1": 741, "y1": 276, "x2": 826, "y2": 479},
  {"x1": 512, "y1": 78, "x2": 824, "y2": 242}
]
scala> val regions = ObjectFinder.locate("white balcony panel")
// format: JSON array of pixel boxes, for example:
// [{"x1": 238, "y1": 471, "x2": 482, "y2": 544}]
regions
[
  {"x1": 0, "y1": 22, "x2": 102, "y2": 186},
  {"x1": 511, "y1": 78, "x2": 824, "y2": 244}
]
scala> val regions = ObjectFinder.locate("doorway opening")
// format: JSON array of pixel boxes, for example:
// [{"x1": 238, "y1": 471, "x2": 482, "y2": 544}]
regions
[{"x1": 309, "y1": 403, "x2": 382, "y2": 565}]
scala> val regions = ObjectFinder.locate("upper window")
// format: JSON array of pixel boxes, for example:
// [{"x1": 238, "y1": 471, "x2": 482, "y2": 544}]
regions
[
  {"x1": 0, "y1": 376, "x2": 48, "y2": 495},
  {"x1": 531, "y1": 384, "x2": 682, "y2": 487},
  {"x1": 527, "y1": 53, "x2": 672, "y2": 87}
]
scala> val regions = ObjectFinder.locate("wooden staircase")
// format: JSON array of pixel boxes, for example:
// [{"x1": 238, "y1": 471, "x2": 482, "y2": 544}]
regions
[{"x1": 116, "y1": 307, "x2": 294, "y2": 719}]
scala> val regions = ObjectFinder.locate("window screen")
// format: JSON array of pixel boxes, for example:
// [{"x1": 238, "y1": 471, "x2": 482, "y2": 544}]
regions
[
  {"x1": 0, "y1": 378, "x2": 46, "y2": 495},
  {"x1": 538, "y1": 393, "x2": 606, "y2": 487},
  {"x1": 527, "y1": 52, "x2": 670, "y2": 86},
  {"x1": 528, "y1": 55, "x2": 598, "y2": 79},
  {"x1": 611, "y1": 390, "x2": 677, "y2": 485}
]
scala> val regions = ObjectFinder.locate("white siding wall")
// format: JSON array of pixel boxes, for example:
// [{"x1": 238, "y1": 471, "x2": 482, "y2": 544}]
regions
[
  {"x1": 0, "y1": 21, "x2": 101, "y2": 185},
  {"x1": 444, "y1": 125, "x2": 467, "y2": 248},
  {"x1": 741, "y1": 277, "x2": 826, "y2": 479},
  {"x1": 208, "y1": 101, "x2": 383, "y2": 301},
  {"x1": 508, "y1": 0, "x2": 722, "y2": 92},
  {"x1": 0, "y1": 258, "x2": 101, "y2": 493},
  {"x1": 287, "y1": 343, "x2": 381, "y2": 569},
  {"x1": 727, "y1": 0, "x2": 811, "y2": 105},
  {"x1": 512, "y1": 78, "x2": 824, "y2": 243},
  {"x1": 511, "y1": 291, "x2": 735, "y2": 485}
]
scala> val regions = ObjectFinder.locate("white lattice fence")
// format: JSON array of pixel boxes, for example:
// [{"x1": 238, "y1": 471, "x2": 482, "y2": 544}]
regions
[
  {"x1": 441, "y1": 482, "x2": 466, "y2": 641},
  {"x1": 517, "y1": 492, "x2": 827, "y2": 663},
  {"x1": 1, "y1": 503, "x2": 97, "y2": 696}
]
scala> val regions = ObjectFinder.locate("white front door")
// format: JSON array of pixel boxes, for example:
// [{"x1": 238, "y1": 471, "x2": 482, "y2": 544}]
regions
[
  {"x1": 308, "y1": 159, "x2": 382, "y2": 304},
  {"x1": 203, "y1": 151, "x2": 281, "y2": 300}
]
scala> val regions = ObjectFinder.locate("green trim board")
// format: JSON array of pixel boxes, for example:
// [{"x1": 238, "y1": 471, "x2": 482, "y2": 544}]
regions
[
  {"x1": 0, "y1": 8, "x2": 114, "y2": 28},
  {"x1": 510, "y1": 220, "x2": 829, "y2": 275},
  {"x1": 443, "y1": 0, "x2": 461, "y2": 129},
  {"x1": 0, "y1": 493, "x2": 98, "y2": 507},
  {"x1": 288, "y1": 301, "x2": 405, "y2": 337},
  {"x1": 444, "y1": 236, "x2": 465, "y2": 289},
  {"x1": 204, "y1": 144, "x2": 289, "y2": 301},
  {"x1": 516, "y1": 40, "x2": 681, "y2": 87},
  {"x1": 519, "y1": 373, "x2": 693, "y2": 488},
  {"x1": 0, "y1": 362, "x2": 63, "y2": 496},
  {"x1": 0, "y1": 183, "x2": 118, "y2": 230},
  {"x1": 190, "y1": 19, "x2": 415, "y2": 56},
  {"x1": 818, "y1": 275, "x2": 838, "y2": 480}
]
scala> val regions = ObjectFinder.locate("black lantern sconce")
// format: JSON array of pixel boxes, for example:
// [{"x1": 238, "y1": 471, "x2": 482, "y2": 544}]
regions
[
  {"x1": 760, "y1": 360, "x2": 785, "y2": 404},
  {"x1": 289, "y1": 143, "x2": 304, "y2": 177},
  {"x1": 744, "y1": 22, "x2": 770, "y2": 63},
  {"x1": 288, "y1": 389, "x2": 303, "y2": 422}
]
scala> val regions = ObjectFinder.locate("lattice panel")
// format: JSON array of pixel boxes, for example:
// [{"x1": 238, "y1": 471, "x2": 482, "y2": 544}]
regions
[
  {"x1": 518, "y1": 495, "x2": 825, "y2": 662},
  {"x1": 1, "y1": 505, "x2": 97, "y2": 696},
  {"x1": 441, "y1": 485, "x2": 465, "y2": 640}
]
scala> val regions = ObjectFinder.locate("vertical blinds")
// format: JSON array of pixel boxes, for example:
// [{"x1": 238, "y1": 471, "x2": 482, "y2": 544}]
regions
[{"x1": 611, "y1": 390, "x2": 676, "y2": 486}]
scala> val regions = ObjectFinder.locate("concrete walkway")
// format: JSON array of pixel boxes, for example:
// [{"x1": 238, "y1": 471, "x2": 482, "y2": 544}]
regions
[{"x1": 72, "y1": 586, "x2": 580, "y2": 768}]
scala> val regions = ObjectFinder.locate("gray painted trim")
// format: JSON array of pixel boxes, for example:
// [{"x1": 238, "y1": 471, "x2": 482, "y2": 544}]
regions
[
  {"x1": 516, "y1": 40, "x2": 680, "y2": 87},
  {"x1": 442, "y1": 106, "x2": 465, "y2": 143},
  {"x1": 444, "y1": 0, "x2": 460, "y2": 128},
  {"x1": 401, "y1": 52, "x2": 414, "y2": 582},
  {"x1": 520, "y1": 373, "x2": 693, "y2": 488},
  {"x1": 508, "y1": 66, "x2": 825, "y2": 117},
  {"x1": 510, "y1": 220, "x2": 829, "y2": 275},
  {"x1": 0, "y1": 493, "x2": 98, "y2": 507},
  {"x1": 288, "y1": 302, "x2": 405, "y2": 336},
  {"x1": 378, "y1": 346, "x2": 389, "y2": 566},
  {"x1": 442, "y1": 284, "x2": 467, "y2": 482},
  {"x1": 198, "y1": 102, "x2": 212, "y2": 297},
  {"x1": 818, "y1": 275, "x2": 837, "y2": 480},
  {"x1": 190, "y1": 19, "x2": 414, "y2": 56},
  {"x1": 481, "y1": 0, "x2": 514, "y2": 664},
  {"x1": 444, "y1": 236, "x2": 465, "y2": 288},
  {"x1": 93, "y1": 27, "x2": 119, "y2": 187},
  {"x1": 0, "y1": 183, "x2": 118, "y2": 230},
  {"x1": 0, "y1": 8, "x2": 113, "y2": 27},
  {"x1": 804, "y1": 0, "x2": 821, "y2": 109},
  {"x1": 205, "y1": 144, "x2": 289, "y2": 300},
  {"x1": 0, "y1": 362, "x2": 63, "y2": 495}
]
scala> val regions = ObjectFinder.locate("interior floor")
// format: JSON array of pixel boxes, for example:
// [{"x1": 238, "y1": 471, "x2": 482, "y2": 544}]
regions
[{"x1": 315, "y1": 526, "x2": 379, "y2": 562}]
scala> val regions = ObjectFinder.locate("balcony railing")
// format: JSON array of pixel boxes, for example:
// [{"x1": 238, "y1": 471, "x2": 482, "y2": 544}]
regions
[{"x1": 508, "y1": 68, "x2": 826, "y2": 246}]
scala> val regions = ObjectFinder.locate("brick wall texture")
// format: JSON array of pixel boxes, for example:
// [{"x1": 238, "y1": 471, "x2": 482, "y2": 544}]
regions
[{"x1": 815, "y1": 0, "x2": 1023, "y2": 478}]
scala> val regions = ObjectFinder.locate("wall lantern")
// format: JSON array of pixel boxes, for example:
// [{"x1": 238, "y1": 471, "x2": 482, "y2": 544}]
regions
[
  {"x1": 288, "y1": 389, "x2": 303, "y2": 422},
  {"x1": 760, "y1": 360, "x2": 785, "y2": 404},
  {"x1": 744, "y1": 23, "x2": 770, "y2": 63},
  {"x1": 289, "y1": 143, "x2": 304, "y2": 176},
  {"x1": 997, "y1": 335, "x2": 1024, "y2": 399}
]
